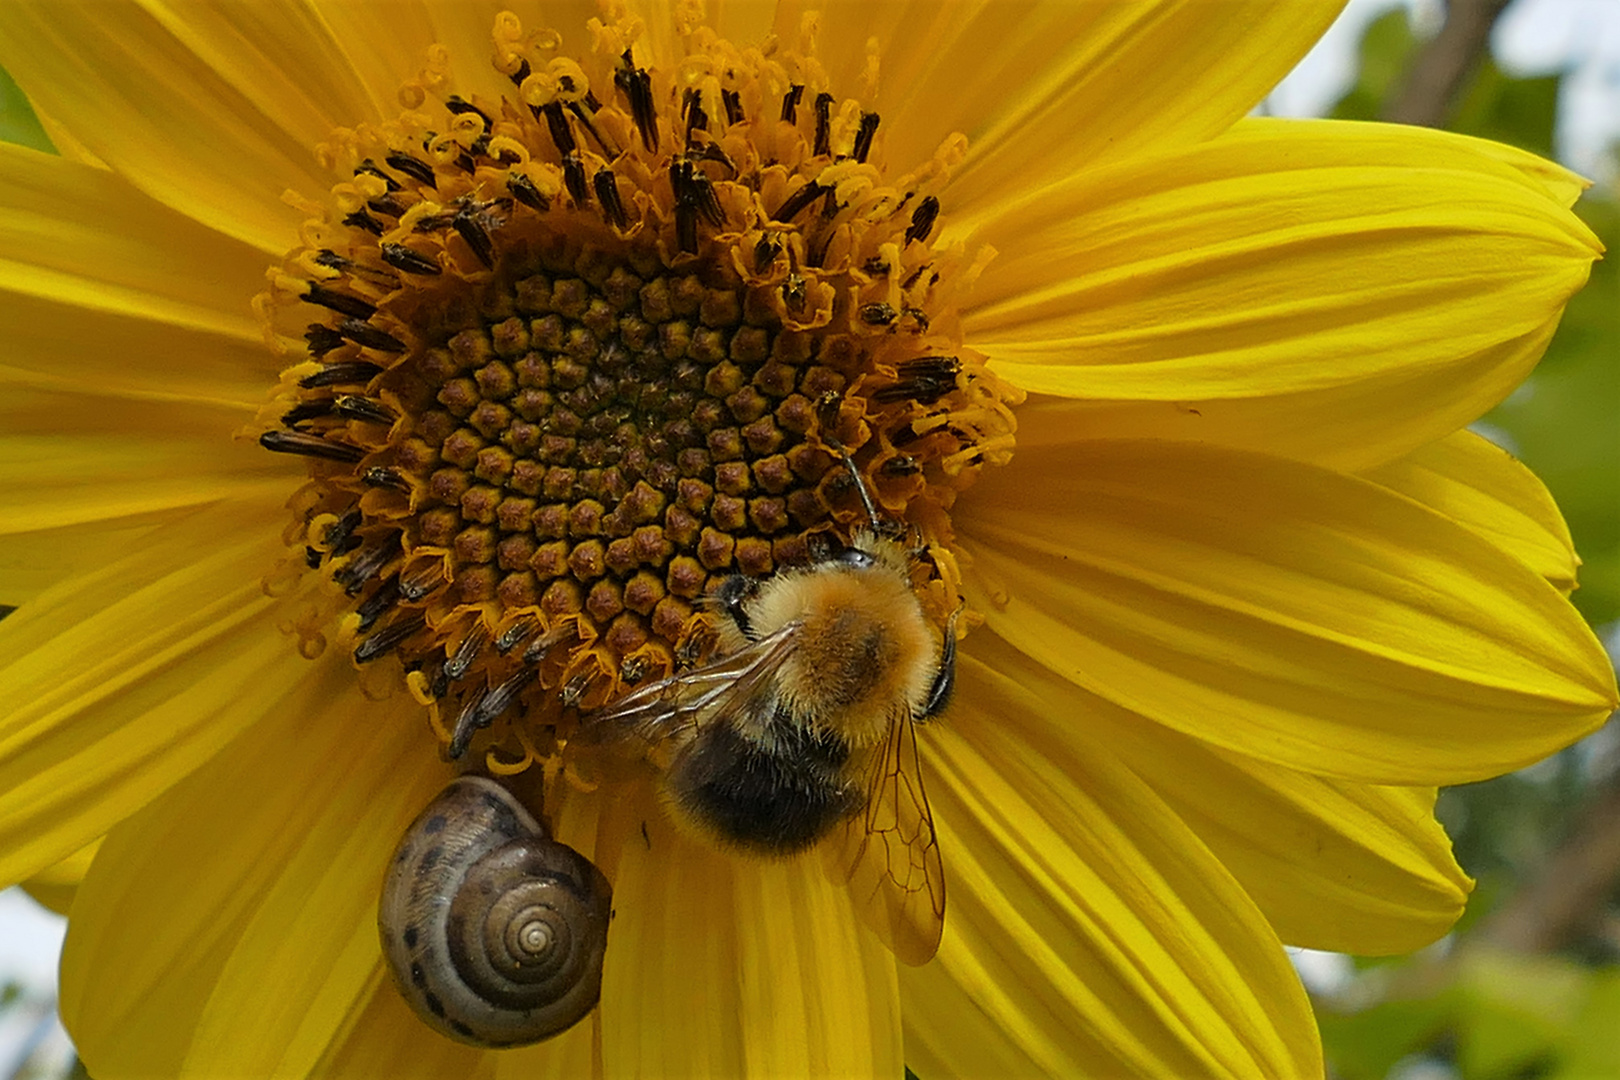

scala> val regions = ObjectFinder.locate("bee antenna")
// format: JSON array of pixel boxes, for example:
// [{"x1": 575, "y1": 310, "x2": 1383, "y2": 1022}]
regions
[{"x1": 835, "y1": 450, "x2": 882, "y2": 532}]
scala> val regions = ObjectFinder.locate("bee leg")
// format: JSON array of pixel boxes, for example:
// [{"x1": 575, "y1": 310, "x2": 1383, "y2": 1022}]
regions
[
  {"x1": 716, "y1": 574, "x2": 757, "y2": 640},
  {"x1": 920, "y1": 607, "x2": 961, "y2": 720}
]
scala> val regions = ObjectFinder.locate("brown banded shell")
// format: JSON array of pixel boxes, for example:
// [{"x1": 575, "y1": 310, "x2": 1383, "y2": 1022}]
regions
[{"x1": 379, "y1": 775, "x2": 612, "y2": 1047}]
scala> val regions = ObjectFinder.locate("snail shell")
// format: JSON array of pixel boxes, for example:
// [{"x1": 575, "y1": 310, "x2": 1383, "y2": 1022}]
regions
[{"x1": 379, "y1": 776, "x2": 613, "y2": 1047}]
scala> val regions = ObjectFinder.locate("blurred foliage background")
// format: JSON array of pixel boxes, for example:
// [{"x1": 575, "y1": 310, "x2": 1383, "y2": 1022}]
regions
[{"x1": 0, "y1": 2, "x2": 1617, "y2": 1079}]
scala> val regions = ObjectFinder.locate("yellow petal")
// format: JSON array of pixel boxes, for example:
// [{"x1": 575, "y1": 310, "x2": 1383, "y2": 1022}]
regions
[
  {"x1": 61, "y1": 647, "x2": 453, "y2": 1078},
  {"x1": 595, "y1": 782, "x2": 903, "y2": 1078},
  {"x1": 969, "y1": 119, "x2": 1601, "y2": 471},
  {"x1": 317, "y1": 970, "x2": 496, "y2": 1080},
  {"x1": 904, "y1": 694, "x2": 1321, "y2": 1077},
  {"x1": 0, "y1": 141, "x2": 266, "y2": 349},
  {"x1": 0, "y1": 495, "x2": 299, "y2": 887},
  {"x1": 21, "y1": 837, "x2": 101, "y2": 916},
  {"x1": 964, "y1": 631, "x2": 1471, "y2": 956},
  {"x1": 956, "y1": 439, "x2": 1617, "y2": 785},
  {"x1": 768, "y1": 1, "x2": 1342, "y2": 232},
  {"x1": 0, "y1": 2, "x2": 372, "y2": 252},
  {"x1": 1366, "y1": 430, "x2": 1579, "y2": 593}
]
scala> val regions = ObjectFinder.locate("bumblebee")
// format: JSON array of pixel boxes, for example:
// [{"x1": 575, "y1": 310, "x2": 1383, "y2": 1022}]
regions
[{"x1": 582, "y1": 464, "x2": 955, "y2": 964}]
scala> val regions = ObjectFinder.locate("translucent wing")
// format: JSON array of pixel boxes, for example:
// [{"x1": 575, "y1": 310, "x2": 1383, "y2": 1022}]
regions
[
  {"x1": 579, "y1": 621, "x2": 801, "y2": 748},
  {"x1": 826, "y1": 708, "x2": 945, "y2": 965}
]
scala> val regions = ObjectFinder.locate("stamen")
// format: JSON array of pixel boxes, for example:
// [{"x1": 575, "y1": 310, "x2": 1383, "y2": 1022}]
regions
[
  {"x1": 300, "y1": 361, "x2": 384, "y2": 389},
  {"x1": 906, "y1": 196, "x2": 940, "y2": 245},
  {"x1": 615, "y1": 50, "x2": 660, "y2": 153},
  {"x1": 780, "y1": 84, "x2": 805, "y2": 123},
  {"x1": 385, "y1": 151, "x2": 437, "y2": 186},
  {"x1": 354, "y1": 611, "x2": 426, "y2": 664},
  {"x1": 852, "y1": 113, "x2": 880, "y2": 164},
  {"x1": 303, "y1": 284, "x2": 377, "y2": 321},
  {"x1": 335, "y1": 317, "x2": 406, "y2": 353},
  {"x1": 594, "y1": 169, "x2": 628, "y2": 229},
  {"x1": 813, "y1": 93, "x2": 835, "y2": 156},
  {"x1": 259, "y1": 430, "x2": 364, "y2": 463},
  {"x1": 356, "y1": 574, "x2": 402, "y2": 631},
  {"x1": 380, "y1": 243, "x2": 442, "y2": 276}
]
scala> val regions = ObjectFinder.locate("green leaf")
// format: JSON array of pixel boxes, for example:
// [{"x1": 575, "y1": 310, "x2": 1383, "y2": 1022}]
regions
[{"x1": 0, "y1": 65, "x2": 53, "y2": 153}]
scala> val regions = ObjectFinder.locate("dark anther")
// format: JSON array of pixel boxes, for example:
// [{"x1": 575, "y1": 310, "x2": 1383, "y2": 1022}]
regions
[
  {"x1": 452, "y1": 207, "x2": 495, "y2": 268},
  {"x1": 721, "y1": 88, "x2": 744, "y2": 125},
  {"x1": 496, "y1": 614, "x2": 541, "y2": 654},
  {"x1": 620, "y1": 654, "x2": 650, "y2": 686},
  {"x1": 615, "y1": 50, "x2": 659, "y2": 152},
  {"x1": 304, "y1": 324, "x2": 347, "y2": 358},
  {"x1": 333, "y1": 395, "x2": 398, "y2": 425},
  {"x1": 522, "y1": 624, "x2": 575, "y2": 665},
  {"x1": 454, "y1": 150, "x2": 478, "y2": 174},
  {"x1": 353, "y1": 611, "x2": 425, "y2": 664},
  {"x1": 870, "y1": 356, "x2": 961, "y2": 405},
  {"x1": 584, "y1": 88, "x2": 602, "y2": 111},
  {"x1": 563, "y1": 154, "x2": 590, "y2": 206},
  {"x1": 594, "y1": 168, "x2": 628, "y2": 229},
  {"x1": 853, "y1": 112, "x2": 880, "y2": 163},
  {"x1": 300, "y1": 360, "x2": 384, "y2": 389},
  {"x1": 448, "y1": 668, "x2": 537, "y2": 760},
  {"x1": 362, "y1": 466, "x2": 410, "y2": 491},
  {"x1": 814, "y1": 390, "x2": 844, "y2": 436},
  {"x1": 559, "y1": 671, "x2": 596, "y2": 710},
  {"x1": 399, "y1": 560, "x2": 445, "y2": 602},
  {"x1": 780, "y1": 84, "x2": 805, "y2": 123},
  {"x1": 303, "y1": 284, "x2": 376, "y2": 321},
  {"x1": 772, "y1": 180, "x2": 828, "y2": 223},
  {"x1": 385, "y1": 152, "x2": 437, "y2": 186},
  {"x1": 356, "y1": 574, "x2": 402, "y2": 632},
  {"x1": 441, "y1": 625, "x2": 490, "y2": 688},
  {"x1": 542, "y1": 102, "x2": 577, "y2": 157},
  {"x1": 280, "y1": 399, "x2": 334, "y2": 427},
  {"x1": 905, "y1": 196, "x2": 940, "y2": 245},
  {"x1": 753, "y1": 233, "x2": 781, "y2": 273},
  {"x1": 334, "y1": 531, "x2": 403, "y2": 595},
  {"x1": 507, "y1": 56, "x2": 532, "y2": 87},
  {"x1": 508, "y1": 172, "x2": 551, "y2": 212},
  {"x1": 861, "y1": 255, "x2": 890, "y2": 276},
  {"x1": 860, "y1": 302, "x2": 898, "y2": 326},
  {"x1": 567, "y1": 100, "x2": 618, "y2": 158},
  {"x1": 342, "y1": 209, "x2": 384, "y2": 235},
  {"x1": 379, "y1": 242, "x2": 441, "y2": 276},
  {"x1": 880, "y1": 454, "x2": 921, "y2": 476},
  {"x1": 336, "y1": 317, "x2": 406, "y2": 353},
  {"x1": 259, "y1": 430, "x2": 364, "y2": 463},
  {"x1": 782, "y1": 273, "x2": 808, "y2": 314},
  {"x1": 354, "y1": 159, "x2": 401, "y2": 192},
  {"x1": 445, "y1": 95, "x2": 492, "y2": 126},
  {"x1": 682, "y1": 88, "x2": 708, "y2": 148},
  {"x1": 304, "y1": 546, "x2": 323, "y2": 569},
  {"x1": 671, "y1": 161, "x2": 726, "y2": 254},
  {"x1": 366, "y1": 194, "x2": 409, "y2": 219},
  {"x1": 813, "y1": 92, "x2": 834, "y2": 156}
]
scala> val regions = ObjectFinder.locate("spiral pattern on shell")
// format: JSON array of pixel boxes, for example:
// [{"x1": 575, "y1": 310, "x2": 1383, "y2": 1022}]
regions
[{"x1": 379, "y1": 775, "x2": 612, "y2": 1047}]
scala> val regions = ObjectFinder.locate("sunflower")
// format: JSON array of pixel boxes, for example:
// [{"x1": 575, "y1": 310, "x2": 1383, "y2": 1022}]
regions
[{"x1": 0, "y1": 1, "x2": 1614, "y2": 1076}]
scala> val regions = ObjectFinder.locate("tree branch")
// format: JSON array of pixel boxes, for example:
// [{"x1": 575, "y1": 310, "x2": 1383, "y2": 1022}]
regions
[{"x1": 1383, "y1": 0, "x2": 1514, "y2": 127}]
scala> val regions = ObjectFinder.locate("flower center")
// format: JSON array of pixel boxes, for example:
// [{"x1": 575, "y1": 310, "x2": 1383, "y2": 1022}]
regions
[{"x1": 254, "y1": 10, "x2": 1019, "y2": 773}]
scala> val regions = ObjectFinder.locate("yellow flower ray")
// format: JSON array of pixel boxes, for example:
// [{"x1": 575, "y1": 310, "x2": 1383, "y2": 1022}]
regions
[{"x1": 957, "y1": 439, "x2": 1617, "y2": 785}]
